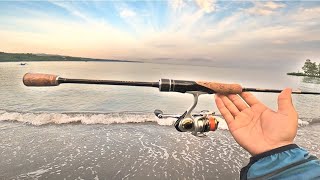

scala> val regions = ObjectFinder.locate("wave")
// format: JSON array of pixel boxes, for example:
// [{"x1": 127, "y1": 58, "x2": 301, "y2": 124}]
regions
[
  {"x1": 304, "y1": 118, "x2": 320, "y2": 125},
  {"x1": 0, "y1": 110, "x2": 159, "y2": 125},
  {"x1": 0, "y1": 110, "x2": 311, "y2": 129}
]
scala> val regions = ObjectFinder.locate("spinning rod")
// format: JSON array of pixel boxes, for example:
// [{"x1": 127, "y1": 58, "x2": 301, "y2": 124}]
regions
[
  {"x1": 23, "y1": 73, "x2": 320, "y2": 95},
  {"x1": 23, "y1": 73, "x2": 320, "y2": 137}
]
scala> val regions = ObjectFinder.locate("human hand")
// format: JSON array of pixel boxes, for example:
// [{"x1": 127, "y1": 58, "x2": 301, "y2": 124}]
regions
[{"x1": 214, "y1": 88, "x2": 298, "y2": 156}]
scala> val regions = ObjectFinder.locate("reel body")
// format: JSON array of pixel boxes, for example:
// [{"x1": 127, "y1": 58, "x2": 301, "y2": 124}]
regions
[{"x1": 154, "y1": 92, "x2": 219, "y2": 137}]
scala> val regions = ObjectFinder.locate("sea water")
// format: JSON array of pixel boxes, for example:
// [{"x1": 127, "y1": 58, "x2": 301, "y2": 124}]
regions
[{"x1": 0, "y1": 61, "x2": 319, "y2": 179}]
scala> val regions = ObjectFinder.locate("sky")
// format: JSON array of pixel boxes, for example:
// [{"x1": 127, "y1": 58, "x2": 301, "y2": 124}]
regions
[{"x1": 0, "y1": 0, "x2": 320, "y2": 68}]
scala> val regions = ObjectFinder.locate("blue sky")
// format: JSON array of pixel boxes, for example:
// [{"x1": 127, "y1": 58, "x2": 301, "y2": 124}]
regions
[{"x1": 0, "y1": 1, "x2": 320, "y2": 67}]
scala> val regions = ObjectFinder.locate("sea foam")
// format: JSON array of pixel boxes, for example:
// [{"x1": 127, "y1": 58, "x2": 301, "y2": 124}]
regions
[{"x1": 0, "y1": 110, "x2": 310, "y2": 129}]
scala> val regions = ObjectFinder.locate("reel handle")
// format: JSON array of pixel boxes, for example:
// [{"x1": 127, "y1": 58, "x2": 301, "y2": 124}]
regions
[{"x1": 23, "y1": 73, "x2": 60, "y2": 86}]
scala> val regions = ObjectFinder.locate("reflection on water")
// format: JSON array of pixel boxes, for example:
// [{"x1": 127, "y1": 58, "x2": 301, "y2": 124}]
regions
[{"x1": 302, "y1": 76, "x2": 320, "y2": 84}]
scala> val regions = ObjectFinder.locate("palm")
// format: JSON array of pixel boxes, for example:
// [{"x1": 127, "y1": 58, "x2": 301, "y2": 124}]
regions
[{"x1": 215, "y1": 89, "x2": 298, "y2": 155}]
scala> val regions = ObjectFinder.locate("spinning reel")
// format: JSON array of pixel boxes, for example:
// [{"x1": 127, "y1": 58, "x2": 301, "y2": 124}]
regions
[{"x1": 154, "y1": 92, "x2": 219, "y2": 137}]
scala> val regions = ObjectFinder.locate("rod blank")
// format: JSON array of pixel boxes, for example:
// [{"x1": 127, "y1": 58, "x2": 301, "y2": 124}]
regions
[
  {"x1": 59, "y1": 78, "x2": 159, "y2": 87},
  {"x1": 243, "y1": 88, "x2": 320, "y2": 95}
]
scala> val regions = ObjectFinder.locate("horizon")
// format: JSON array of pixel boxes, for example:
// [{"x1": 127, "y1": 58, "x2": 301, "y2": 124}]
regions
[{"x1": 0, "y1": 1, "x2": 320, "y2": 69}]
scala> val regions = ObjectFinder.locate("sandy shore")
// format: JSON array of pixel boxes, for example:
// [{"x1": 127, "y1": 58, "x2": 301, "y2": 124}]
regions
[
  {"x1": 1, "y1": 121, "x2": 319, "y2": 180},
  {"x1": 0, "y1": 122, "x2": 249, "y2": 180}
]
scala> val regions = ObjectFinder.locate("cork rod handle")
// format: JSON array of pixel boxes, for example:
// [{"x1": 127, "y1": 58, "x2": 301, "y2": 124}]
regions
[
  {"x1": 196, "y1": 81, "x2": 243, "y2": 94},
  {"x1": 23, "y1": 73, "x2": 60, "y2": 86}
]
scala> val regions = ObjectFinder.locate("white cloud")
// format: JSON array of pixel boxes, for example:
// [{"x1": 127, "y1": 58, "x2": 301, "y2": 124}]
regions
[
  {"x1": 263, "y1": 1, "x2": 286, "y2": 10},
  {"x1": 49, "y1": 1, "x2": 90, "y2": 22},
  {"x1": 247, "y1": 1, "x2": 286, "y2": 16},
  {"x1": 169, "y1": 0, "x2": 186, "y2": 13},
  {"x1": 195, "y1": 0, "x2": 216, "y2": 13},
  {"x1": 291, "y1": 7, "x2": 320, "y2": 21},
  {"x1": 116, "y1": 4, "x2": 156, "y2": 35},
  {"x1": 166, "y1": 0, "x2": 218, "y2": 36},
  {"x1": 119, "y1": 8, "x2": 136, "y2": 18}
]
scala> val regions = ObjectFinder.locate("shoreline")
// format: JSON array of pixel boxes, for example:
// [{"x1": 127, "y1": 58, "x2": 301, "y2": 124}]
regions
[
  {"x1": 0, "y1": 59, "x2": 142, "y2": 63},
  {"x1": 287, "y1": 72, "x2": 320, "y2": 78},
  {"x1": 0, "y1": 52, "x2": 142, "y2": 63}
]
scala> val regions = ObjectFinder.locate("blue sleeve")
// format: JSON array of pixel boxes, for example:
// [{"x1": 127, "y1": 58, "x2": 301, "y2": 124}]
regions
[{"x1": 240, "y1": 144, "x2": 320, "y2": 180}]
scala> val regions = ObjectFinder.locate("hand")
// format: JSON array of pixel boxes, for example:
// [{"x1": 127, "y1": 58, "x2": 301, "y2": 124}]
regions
[{"x1": 214, "y1": 88, "x2": 298, "y2": 156}]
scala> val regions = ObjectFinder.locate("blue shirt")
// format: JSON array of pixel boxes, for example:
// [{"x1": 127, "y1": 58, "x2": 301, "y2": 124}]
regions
[{"x1": 240, "y1": 144, "x2": 320, "y2": 180}]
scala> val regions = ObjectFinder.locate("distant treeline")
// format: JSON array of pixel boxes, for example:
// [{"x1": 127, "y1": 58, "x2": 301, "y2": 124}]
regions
[
  {"x1": 287, "y1": 59, "x2": 320, "y2": 78},
  {"x1": 0, "y1": 51, "x2": 136, "y2": 63}
]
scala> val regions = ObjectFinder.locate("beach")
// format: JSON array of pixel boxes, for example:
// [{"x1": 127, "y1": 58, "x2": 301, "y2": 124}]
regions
[
  {"x1": 1, "y1": 121, "x2": 319, "y2": 180},
  {"x1": 0, "y1": 121, "x2": 248, "y2": 180}
]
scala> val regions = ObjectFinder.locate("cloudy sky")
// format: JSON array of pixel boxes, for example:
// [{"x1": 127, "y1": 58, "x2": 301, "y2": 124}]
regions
[{"x1": 0, "y1": 1, "x2": 319, "y2": 67}]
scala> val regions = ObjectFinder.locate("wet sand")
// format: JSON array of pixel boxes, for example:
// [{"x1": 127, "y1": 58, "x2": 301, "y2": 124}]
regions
[
  {"x1": 1, "y1": 122, "x2": 319, "y2": 180},
  {"x1": 0, "y1": 122, "x2": 249, "y2": 180}
]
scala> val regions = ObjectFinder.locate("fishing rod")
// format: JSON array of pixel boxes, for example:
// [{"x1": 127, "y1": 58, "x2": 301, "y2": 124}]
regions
[{"x1": 23, "y1": 73, "x2": 320, "y2": 136}]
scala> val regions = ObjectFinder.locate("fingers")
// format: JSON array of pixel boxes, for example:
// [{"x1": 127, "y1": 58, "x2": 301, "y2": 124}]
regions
[
  {"x1": 219, "y1": 95, "x2": 241, "y2": 116},
  {"x1": 227, "y1": 94, "x2": 248, "y2": 111},
  {"x1": 277, "y1": 88, "x2": 296, "y2": 114},
  {"x1": 240, "y1": 92, "x2": 261, "y2": 106},
  {"x1": 215, "y1": 95, "x2": 235, "y2": 125},
  {"x1": 215, "y1": 94, "x2": 249, "y2": 117}
]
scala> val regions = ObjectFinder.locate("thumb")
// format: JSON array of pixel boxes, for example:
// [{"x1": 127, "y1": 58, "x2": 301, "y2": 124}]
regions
[{"x1": 277, "y1": 88, "x2": 295, "y2": 114}]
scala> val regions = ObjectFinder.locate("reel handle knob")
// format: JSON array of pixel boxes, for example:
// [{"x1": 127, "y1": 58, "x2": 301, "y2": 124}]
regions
[{"x1": 208, "y1": 116, "x2": 219, "y2": 131}]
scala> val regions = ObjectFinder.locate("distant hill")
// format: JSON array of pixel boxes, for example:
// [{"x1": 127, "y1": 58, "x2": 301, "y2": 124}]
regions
[{"x1": 0, "y1": 52, "x2": 138, "y2": 63}]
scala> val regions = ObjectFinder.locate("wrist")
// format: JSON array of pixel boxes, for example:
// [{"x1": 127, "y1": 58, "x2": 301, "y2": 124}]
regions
[
  {"x1": 250, "y1": 144, "x2": 298, "y2": 159},
  {"x1": 249, "y1": 141, "x2": 294, "y2": 156}
]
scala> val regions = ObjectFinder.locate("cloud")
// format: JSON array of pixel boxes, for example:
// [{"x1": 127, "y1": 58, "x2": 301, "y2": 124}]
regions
[
  {"x1": 0, "y1": 14, "x2": 136, "y2": 59},
  {"x1": 119, "y1": 8, "x2": 136, "y2": 18},
  {"x1": 169, "y1": 0, "x2": 186, "y2": 12},
  {"x1": 115, "y1": 4, "x2": 156, "y2": 35},
  {"x1": 49, "y1": 1, "x2": 90, "y2": 22},
  {"x1": 166, "y1": 0, "x2": 218, "y2": 36},
  {"x1": 195, "y1": 0, "x2": 216, "y2": 13},
  {"x1": 263, "y1": 1, "x2": 286, "y2": 10},
  {"x1": 247, "y1": 1, "x2": 286, "y2": 16},
  {"x1": 1, "y1": 1, "x2": 320, "y2": 68},
  {"x1": 170, "y1": 0, "x2": 216, "y2": 14},
  {"x1": 291, "y1": 7, "x2": 320, "y2": 22}
]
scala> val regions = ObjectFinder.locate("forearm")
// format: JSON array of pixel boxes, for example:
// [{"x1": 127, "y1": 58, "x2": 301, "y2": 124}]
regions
[{"x1": 240, "y1": 144, "x2": 320, "y2": 180}]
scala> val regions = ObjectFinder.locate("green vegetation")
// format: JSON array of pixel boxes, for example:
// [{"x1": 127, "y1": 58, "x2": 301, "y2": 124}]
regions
[
  {"x1": 0, "y1": 51, "x2": 136, "y2": 63},
  {"x1": 287, "y1": 59, "x2": 320, "y2": 78}
]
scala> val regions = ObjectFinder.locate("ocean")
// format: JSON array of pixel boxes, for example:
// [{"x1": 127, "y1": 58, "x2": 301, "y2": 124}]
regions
[{"x1": 0, "y1": 61, "x2": 319, "y2": 179}]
